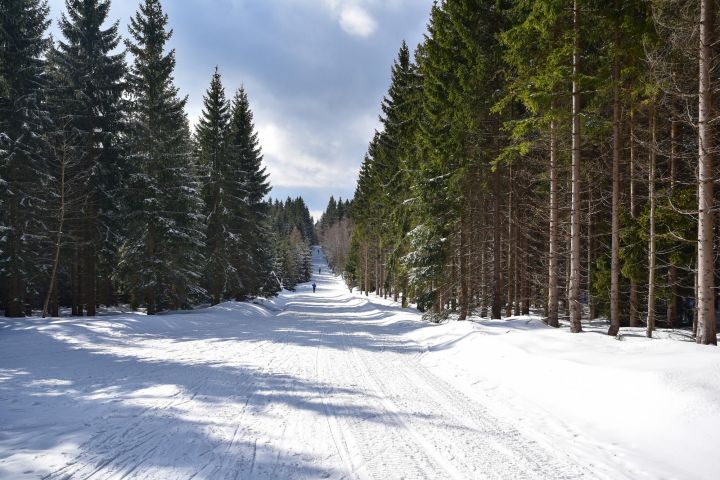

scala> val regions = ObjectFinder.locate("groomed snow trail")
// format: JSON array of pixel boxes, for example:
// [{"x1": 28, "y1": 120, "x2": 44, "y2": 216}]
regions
[{"x1": 1, "y1": 249, "x2": 590, "y2": 479}]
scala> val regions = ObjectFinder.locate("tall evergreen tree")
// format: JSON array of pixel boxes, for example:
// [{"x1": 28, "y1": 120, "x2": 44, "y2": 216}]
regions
[
  {"x1": 196, "y1": 68, "x2": 235, "y2": 305},
  {"x1": 0, "y1": 0, "x2": 51, "y2": 317},
  {"x1": 49, "y1": 0, "x2": 126, "y2": 316},
  {"x1": 227, "y1": 87, "x2": 272, "y2": 298},
  {"x1": 501, "y1": 0, "x2": 571, "y2": 327},
  {"x1": 116, "y1": 0, "x2": 205, "y2": 313}
]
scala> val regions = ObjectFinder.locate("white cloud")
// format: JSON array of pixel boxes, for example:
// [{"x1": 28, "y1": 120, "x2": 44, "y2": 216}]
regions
[
  {"x1": 338, "y1": 5, "x2": 377, "y2": 37},
  {"x1": 310, "y1": 210, "x2": 324, "y2": 221},
  {"x1": 257, "y1": 121, "x2": 358, "y2": 189},
  {"x1": 318, "y1": 0, "x2": 378, "y2": 37}
]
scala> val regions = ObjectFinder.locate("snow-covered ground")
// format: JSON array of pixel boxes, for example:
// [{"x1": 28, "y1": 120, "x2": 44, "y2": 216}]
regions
[{"x1": 1, "y1": 249, "x2": 718, "y2": 479}]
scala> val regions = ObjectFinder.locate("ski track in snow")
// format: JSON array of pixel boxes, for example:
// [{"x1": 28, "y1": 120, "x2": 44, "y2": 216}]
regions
[{"x1": 2, "y1": 250, "x2": 595, "y2": 479}]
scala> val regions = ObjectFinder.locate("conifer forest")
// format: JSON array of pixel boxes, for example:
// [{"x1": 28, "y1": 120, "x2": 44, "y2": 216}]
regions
[
  {"x1": 337, "y1": 0, "x2": 720, "y2": 345},
  {"x1": 2, "y1": 1, "x2": 720, "y2": 479},
  {"x1": 0, "y1": 0, "x2": 314, "y2": 318}
]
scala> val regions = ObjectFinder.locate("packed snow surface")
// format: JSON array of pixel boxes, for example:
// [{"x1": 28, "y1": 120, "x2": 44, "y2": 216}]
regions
[{"x1": 1, "y1": 249, "x2": 719, "y2": 479}]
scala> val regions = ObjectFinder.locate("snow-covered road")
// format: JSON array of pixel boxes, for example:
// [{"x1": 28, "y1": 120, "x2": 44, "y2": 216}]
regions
[
  {"x1": 6, "y1": 249, "x2": 715, "y2": 479},
  {"x1": 0, "y1": 249, "x2": 586, "y2": 479}
]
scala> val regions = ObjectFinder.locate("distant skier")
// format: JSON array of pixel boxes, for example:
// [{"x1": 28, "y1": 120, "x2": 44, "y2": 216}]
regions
[
  {"x1": 312, "y1": 282, "x2": 317, "y2": 293},
  {"x1": 319, "y1": 267, "x2": 322, "y2": 274}
]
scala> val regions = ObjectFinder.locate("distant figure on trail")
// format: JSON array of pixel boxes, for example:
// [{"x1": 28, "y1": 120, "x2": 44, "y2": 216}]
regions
[
  {"x1": 319, "y1": 267, "x2": 322, "y2": 274},
  {"x1": 312, "y1": 282, "x2": 317, "y2": 293}
]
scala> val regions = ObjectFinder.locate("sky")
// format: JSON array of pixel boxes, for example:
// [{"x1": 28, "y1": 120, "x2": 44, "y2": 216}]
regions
[{"x1": 45, "y1": 0, "x2": 434, "y2": 220}]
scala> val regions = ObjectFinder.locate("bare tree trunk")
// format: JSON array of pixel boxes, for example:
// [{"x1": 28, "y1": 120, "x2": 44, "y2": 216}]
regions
[
  {"x1": 481, "y1": 238, "x2": 488, "y2": 317},
  {"x1": 696, "y1": 0, "x2": 717, "y2": 345},
  {"x1": 522, "y1": 225, "x2": 530, "y2": 315},
  {"x1": 668, "y1": 117, "x2": 678, "y2": 328},
  {"x1": 548, "y1": 120, "x2": 560, "y2": 327},
  {"x1": 569, "y1": 0, "x2": 583, "y2": 333},
  {"x1": 587, "y1": 188, "x2": 596, "y2": 320},
  {"x1": 43, "y1": 158, "x2": 67, "y2": 318},
  {"x1": 84, "y1": 201, "x2": 97, "y2": 317},
  {"x1": 374, "y1": 242, "x2": 379, "y2": 295},
  {"x1": 50, "y1": 280, "x2": 59, "y2": 317},
  {"x1": 492, "y1": 168, "x2": 503, "y2": 319},
  {"x1": 459, "y1": 215, "x2": 469, "y2": 320},
  {"x1": 513, "y1": 192, "x2": 521, "y2": 317},
  {"x1": 72, "y1": 243, "x2": 82, "y2": 316},
  {"x1": 364, "y1": 243, "x2": 369, "y2": 296},
  {"x1": 693, "y1": 256, "x2": 699, "y2": 336},
  {"x1": 507, "y1": 167, "x2": 515, "y2": 317},
  {"x1": 647, "y1": 105, "x2": 657, "y2": 338},
  {"x1": 629, "y1": 111, "x2": 639, "y2": 328},
  {"x1": 608, "y1": 55, "x2": 622, "y2": 336}
]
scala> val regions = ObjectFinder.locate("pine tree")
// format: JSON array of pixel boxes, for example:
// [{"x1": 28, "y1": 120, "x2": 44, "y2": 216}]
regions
[
  {"x1": 267, "y1": 197, "x2": 315, "y2": 290},
  {"x1": 49, "y1": 0, "x2": 126, "y2": 316},
  {"x1": 116, "y1": 0, "x2": 206, "y2": 313},
  {"x1": 196, "y1": 68, "x2": 234, "y2": 304},
  {"x1": 501, "y1": 0, "x2": 571, "y2": 327},
  {"x1": 402, "y1": 4, "x2": 457, "y2": 312},
  {"x1": 226, "y1": 87, "x2": 272, "y2": 298},
  {"x1": 0, "y1": 0, "x2": 51, "y2": 317}
]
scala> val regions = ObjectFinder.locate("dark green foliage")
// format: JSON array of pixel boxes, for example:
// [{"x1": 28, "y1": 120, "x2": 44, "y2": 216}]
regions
[
  {"x1": 0, "y1": 0, "x2": 310, "y2": 316},
  {"x1": 0, "y1": 0, "x2": 51, "y2": 316},
  {"x1": 347, "y1": 0, "x2": 706, "y2": 334},
  {"x1": 268, "y1": 198, "x2": 314, "y2": 290},
  {"x1": 116, "y1": 0, "x2": 206, "y2": 313},
  {"x1": 269, "y1": 197, "x2": 316, "y2": 243},
  {"x1": 195, "y1": 68, "x2": 237, "y2": 304},
  {"x1": 226, "y1": 87, "x2": 274, "y2": 299},
  {"x1": 48, "y1": 0, "x2": 127, "y2": 316}
]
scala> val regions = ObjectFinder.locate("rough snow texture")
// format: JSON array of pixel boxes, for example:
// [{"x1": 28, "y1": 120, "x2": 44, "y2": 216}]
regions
[{"x1": 1, "y1": 249, "x2": 718, "y2": 479}]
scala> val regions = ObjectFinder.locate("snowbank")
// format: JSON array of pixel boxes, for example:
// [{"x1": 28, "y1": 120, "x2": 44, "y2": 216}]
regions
[{"x1": 396, "y1": 312, "x2": 720, "y2": 479}]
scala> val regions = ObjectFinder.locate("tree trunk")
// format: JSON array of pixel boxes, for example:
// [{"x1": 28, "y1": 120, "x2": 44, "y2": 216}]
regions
[
  {"x1": 647, "y1": 105, "x2": 657, "y2": 338},
  {"x1": 377, "y1": 251, "x2": 381, "y2": 296},
  {"x1": 629, "y1": 111, "x2": 639, "y2": 328},
  {"x1": 668, "y1": 117, "x2": 678, "y2": 328},
  {"x1": 459, "y1": 215, "x2": 469, "y2": 320},
  {"x1": 587, "y1": 187, "x2": 596, "y2": 320},
  {"x1": 84, "y1": 205, "x2": 97, "y2": 317},
  {"x1": 43, "y1": 158, "x2": 67, "y2": 318},
  {"x1": 492, "y1": 168, "x2": 503, "y2": 319},
  {"x1": 609, "y1": 56, "x2": 622, "y2": 336},
  {"x1": 364, "y1": 243, "x2": 369, "y2": 296},
  {"x1": 548, "y1": 120, "x2": 559, "y2": 327},
  {"x1": 50, "y1": 280, "x2": 59, "y2": 317},
  {"x1": 513, "y1": 198, "x2": 521, "y2": 317},
  {"x1": 569, "y1": 0, "x2": 583, "y2": 333},
  {"x1": 72, "y1": 243, "x2": 82, "y2": 316},
  {"x1": 481, "y1": 239, "x2": 488, "y2": 317},
  {"x1": 506, "y1": 167, "x2": 515, "y2": 317},
  {"x1": 696, "y1": 0, "x2": 717, "y2": 345},
  {"x1": 521, "y1": 213, "x2": 530, "y2": 315}
]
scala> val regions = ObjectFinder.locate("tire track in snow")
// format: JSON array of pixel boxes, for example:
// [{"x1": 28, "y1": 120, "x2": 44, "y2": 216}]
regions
[
  {"x1": 41, "y1": 337, "x2": 296, "y2": 480},
  {"x1": 342, "y1": 323, "x2": 590, "y2": 479},
  {"x1": 310, "y1": 318, "x2": 458, "y2": 480}
]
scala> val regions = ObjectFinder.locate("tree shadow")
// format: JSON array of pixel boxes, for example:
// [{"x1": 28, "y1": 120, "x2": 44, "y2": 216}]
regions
[{"x1": 0, "y1": 302, "x2": 450, "y2": 479}]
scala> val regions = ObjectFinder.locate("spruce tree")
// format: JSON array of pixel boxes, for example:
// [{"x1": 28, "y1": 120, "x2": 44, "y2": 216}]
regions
[
  {"x1": 196, "y1": 68, "x2": 235, "y2": 305},
  {"x1": 227, "y1": 87, "x2": 272, "y2": 298},
  {"x1": 49, "y1": 0, "x2": 126, "y2": 316},
  {"x1": 117, "y1": 0, "x2": 206, "y2": 313},
  {"x1": 0, "y1": 0, "x2": 51, "y2": 317},
  {"x1": 501, "y1": 0, "x2": 572, "y2": 327}
]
